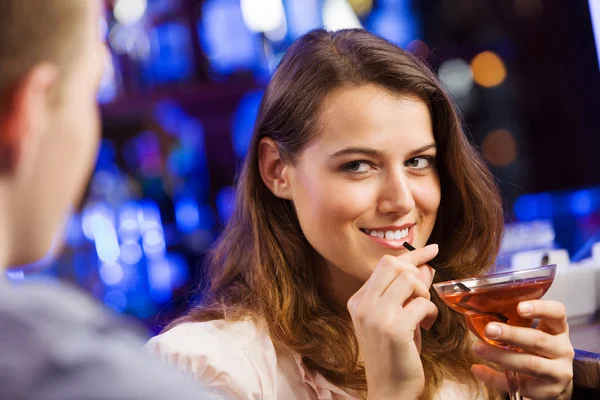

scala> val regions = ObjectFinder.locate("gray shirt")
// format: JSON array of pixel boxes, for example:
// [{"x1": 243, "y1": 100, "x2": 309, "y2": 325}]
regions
[{"x1": 0, "y1": 278, "x2": 222, "y2": 400}]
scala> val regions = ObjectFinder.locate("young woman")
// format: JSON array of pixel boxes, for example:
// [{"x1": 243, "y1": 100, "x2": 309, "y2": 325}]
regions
[{"x1": 147, "y1": 29, "x2": 574, "y2": 400}]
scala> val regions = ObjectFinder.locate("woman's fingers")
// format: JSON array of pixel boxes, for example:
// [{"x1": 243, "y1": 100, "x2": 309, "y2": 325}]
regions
[
  {"x1": 473, "y1": 364, "x2": 573, "y2": 400},
  {"x1": 379, "y1": 271, "x2": 431, "y2": 307},
  {"x1": 400, "y1": 243, "x2": 439, "y2": 270},
  {"x1": 482, "y1": 323, "x2": 572, "y2": 359},
  {"x1": 348, "y1": 244, "x2": 439, "y2": 338},
  {"x1": 352, "y1": 271, "x2": 435, "y2": 328},
  {"x1": 472, "y1": 300, "x2": 574, "y2": 400},
  {"x1": 361, "y1": 257, "x2": 418, "y2": 302},
  {"x1": 472, "y1": 342, "x2": 572, "y2": 383},
  {"x1": 401, "y1": 296, "x2": 439, "y2": 331},
  {"x1": 378, "y1": 272, "x2": 437, "y2": 329},
  {"x1": 518, "y1": 300, "x2": 569, "y2": 335},
  {"x1": 418, "y1": 264, "x2": 436, "y2": 288},
  {"x1": 356, "y1": 244, "x2": 438, "y2": 308}
]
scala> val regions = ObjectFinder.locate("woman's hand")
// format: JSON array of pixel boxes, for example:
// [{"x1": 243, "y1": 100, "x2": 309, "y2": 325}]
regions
[
  {"x1": 347, "y1": 244, "x2": 439, "y2": 400},
  {"x1": 471, "y1": 300, "x2": 574, "y2": 399}
]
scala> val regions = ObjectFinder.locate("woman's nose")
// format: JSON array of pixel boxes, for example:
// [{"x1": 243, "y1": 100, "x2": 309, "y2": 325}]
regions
[{"x1": 377, "y1": 170, "x2": 416, "y2": 215}]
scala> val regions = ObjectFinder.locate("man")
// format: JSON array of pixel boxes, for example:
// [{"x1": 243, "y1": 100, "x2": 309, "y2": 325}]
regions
[{"x1": 0, "y1": 1, "x2": 219, "y2": 398}]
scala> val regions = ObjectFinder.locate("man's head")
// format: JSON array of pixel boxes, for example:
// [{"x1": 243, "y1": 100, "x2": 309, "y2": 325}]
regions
[{"x1": 0, "y1": 0, "x2": 106, "y2": 267}]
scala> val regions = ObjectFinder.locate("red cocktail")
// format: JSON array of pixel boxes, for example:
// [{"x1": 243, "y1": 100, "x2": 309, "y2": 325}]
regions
[{"x1": 433, "y1": 265, "x2": 557, "y2": 400}]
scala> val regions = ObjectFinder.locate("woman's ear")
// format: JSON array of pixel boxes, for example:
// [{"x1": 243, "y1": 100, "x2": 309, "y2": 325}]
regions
[{"x1": 258, "y1": 137, "x2": 294, "y2": 200}]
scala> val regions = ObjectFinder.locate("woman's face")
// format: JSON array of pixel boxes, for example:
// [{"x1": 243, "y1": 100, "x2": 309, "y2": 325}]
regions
[{"x1": 285, "y1": 85, "x2": 441, "y2": 297}]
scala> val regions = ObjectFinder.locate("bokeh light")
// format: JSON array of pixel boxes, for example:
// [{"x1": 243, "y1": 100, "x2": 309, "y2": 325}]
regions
[
  {"x1": 99, "y1": 262, "x2": 125, "y2": 286},
  {"x1": 471, "y1": 51, "x2": 507, "y2": 88},
  {"x1": 241, "y1": 0, "x2": 286, "y2": 33},
  {"x1": 570, "y1": 190, "x2": 594, "y2": 216},
  {"x1": 348, "y1": 0, "x2": 374, "y2": 16},
  {"x1": 482, "y1": 129, "x2": 517, "y2": 166},
  {"x1": 406, "y1": 39, "x2": 429, "y2": 59},
  {"x1": 285, "y1": 0, "x2": 321, "y2": 39},
  {"x1": 104, "y1": 290, "x2": 128, "y2": 313},
  {"x1": 232, "y1": 90, "x2": 264, "y2": 158},
  {"x1": 113, "y1": 0, "x2": 147, "y2": 25},
  {"x1": 514, "y1": 193, "x2": 554, "y2": 221},
  {"x1": 438, "y1": 58, "x2": 474, "y2": 98},
  {"x1": 323, "y1": 0, "x2": 363, "y2": 31},
  {"x1": 200, "y1": 0, "x2": 262, "y2": 75}
]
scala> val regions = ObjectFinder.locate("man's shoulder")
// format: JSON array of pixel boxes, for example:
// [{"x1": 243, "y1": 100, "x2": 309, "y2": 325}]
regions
[
  {"x1": 0, "y1": 279, "x2": 135, "y2": 396},
  {"x1": 0, "y1": 279, "x2": 223, "y2": 399},
  {"x1": 0, "y1": 279, "x2": 108, "y2": 330}
]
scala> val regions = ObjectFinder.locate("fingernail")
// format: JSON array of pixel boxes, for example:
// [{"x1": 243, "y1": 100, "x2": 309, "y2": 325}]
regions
[
  {"x1": 472, "y1": 342, "x2": 486, "y2": 355},
  {"x1": 485, "y1": 323, "x2": 502, "y2": 339},
  {"x1": 519, "y1": 302, "x2": 532, "y2": 315}
]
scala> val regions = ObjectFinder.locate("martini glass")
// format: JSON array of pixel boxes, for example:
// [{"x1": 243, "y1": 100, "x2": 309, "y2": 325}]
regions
[{"x1": 433, "y1": 265, "x2": 557, "y2": 400}]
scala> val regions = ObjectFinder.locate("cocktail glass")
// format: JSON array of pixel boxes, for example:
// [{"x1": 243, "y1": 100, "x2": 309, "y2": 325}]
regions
[{"x1": 433, "y1": 264, "x2": 557, "y2": 400}]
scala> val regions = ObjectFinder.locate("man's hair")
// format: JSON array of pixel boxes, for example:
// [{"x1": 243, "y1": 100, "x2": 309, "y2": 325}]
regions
[{"x1": 0, "y1": 0, "x2": 87, "y2": 104}]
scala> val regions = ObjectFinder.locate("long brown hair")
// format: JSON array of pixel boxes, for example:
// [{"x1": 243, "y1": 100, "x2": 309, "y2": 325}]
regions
[{"x1": 170, "y1": 29, "x2": 504, "y2": 399}]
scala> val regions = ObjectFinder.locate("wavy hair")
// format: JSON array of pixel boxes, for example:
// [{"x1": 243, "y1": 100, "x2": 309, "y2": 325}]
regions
[{"x1": 169, "y1": 29, "x2": 504, "y2": 399}]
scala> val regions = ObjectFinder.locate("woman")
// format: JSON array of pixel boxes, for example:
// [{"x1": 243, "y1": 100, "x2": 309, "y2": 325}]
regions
[{"x1": 147, "y1": 29, "x2": 574, "y2": 399}]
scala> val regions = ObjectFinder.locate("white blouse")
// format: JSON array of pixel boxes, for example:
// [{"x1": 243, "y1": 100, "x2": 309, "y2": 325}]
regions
[{"x1": 146, "y1": 319, "x2": 484, "y2": 400}]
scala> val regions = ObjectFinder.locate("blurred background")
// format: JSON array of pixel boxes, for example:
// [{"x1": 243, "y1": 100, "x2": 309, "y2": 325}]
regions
[{"x1": 7, "y1": 0, "x2": 600, "y2": 335}]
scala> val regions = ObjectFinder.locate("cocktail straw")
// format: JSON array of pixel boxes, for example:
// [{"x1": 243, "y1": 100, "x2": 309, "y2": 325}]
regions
[
  {"x1": 403, "y1": 242, "x2": 509, "y2": 323},
  {"x1": 402, "y1": 242, "x2": 471, "y2": 291}
]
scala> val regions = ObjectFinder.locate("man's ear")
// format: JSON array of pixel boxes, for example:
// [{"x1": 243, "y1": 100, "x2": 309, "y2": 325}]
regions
[
  {"x1": 0, "y1": 63, "x2": 58, "y2": 172},
  {"x1": 258, "y1": 137, "x2": 294, "y2": 200}
]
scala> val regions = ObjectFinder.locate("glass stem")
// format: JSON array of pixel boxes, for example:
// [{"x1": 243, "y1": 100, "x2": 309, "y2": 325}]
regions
[{"x1": 504, "y1": 369, "x2": 521, "y2": 400}]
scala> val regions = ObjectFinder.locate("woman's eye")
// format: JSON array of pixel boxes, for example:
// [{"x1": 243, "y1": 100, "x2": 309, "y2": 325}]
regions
[
  {"x1": 405, "y1": 156, "x2": 433, "y2": 170},
  {"x1": 341, "y1": 161, "x2": 372, "y2": 174}
]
